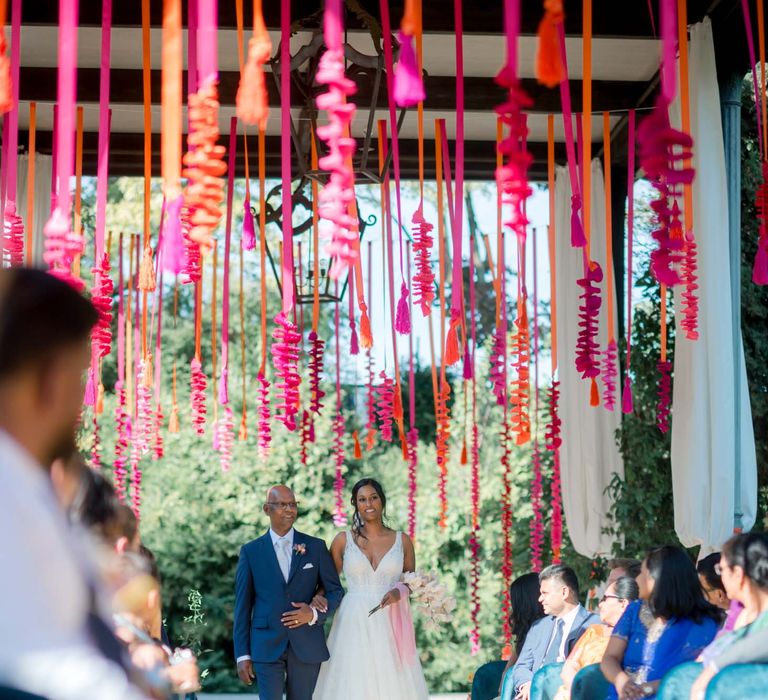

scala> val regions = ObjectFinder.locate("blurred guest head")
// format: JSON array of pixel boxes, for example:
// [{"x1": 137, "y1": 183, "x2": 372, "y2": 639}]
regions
[
  {"x1": 641, "y1": 545, "x2": 720, "y2": 623},
  {"x1": 697, "y1": 552, "x2": 730, "y2": 610},
  {"x1": 0, "y1": 268, "x2": 97, "y2": 466},
  {"x1": 539, "y1": 564, "x2": 580, "y2": 617},
  {"x1": 719, "y1": 533, "x2": 768, "y2": 604},
  {"x1": 116, "y1": 505, "x2": 141, "y2": 554},
  {"x1": 509, "y1": 572, "x2": 546, "y2": 655},
  {"x1": 607, "y1": 557, "x2": 642, "y2": 586},
  {"x1": 50, "y1": 450, "x2": 89, "y2": 511},
  {"x1": 599, "y1": 576, "x2": 639, "y2": 627}
]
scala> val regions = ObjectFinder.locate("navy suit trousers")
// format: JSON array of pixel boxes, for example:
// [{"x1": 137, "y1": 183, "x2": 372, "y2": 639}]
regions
[{"x1": 254, "y1": 645, "x2": 321, "y2": 700}]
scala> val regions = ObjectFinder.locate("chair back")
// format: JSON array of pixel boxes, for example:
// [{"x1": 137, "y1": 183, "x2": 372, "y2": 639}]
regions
[
  {"x1": 530, "y1": 662, "x2": 564, "y2": 700},
  {"x1": 657, "y1": 661, "x2": 702, "y2": 699},
  {"x1": 571, "y1": 663, "x2": 611, "y2": 700},
  {"x1": 471, "y1": 660, "x2": 507, "y2": 700},
  {"x1": 706, "y1": 664, "x2": 768, "y2": 699}
]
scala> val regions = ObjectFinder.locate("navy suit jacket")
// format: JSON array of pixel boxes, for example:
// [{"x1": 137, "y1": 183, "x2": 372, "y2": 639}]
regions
[
  {"x1": 510, "y1": 605, "x2": 599, "y2": 691},
  {"x1": 233, "y1": 529, "x2": 344, "y2": 664}
]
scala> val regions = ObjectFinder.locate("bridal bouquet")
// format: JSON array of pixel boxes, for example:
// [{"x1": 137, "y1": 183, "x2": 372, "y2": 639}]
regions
[{"x1": 400, "y1": 570, "x2": 456, "y2": 630}]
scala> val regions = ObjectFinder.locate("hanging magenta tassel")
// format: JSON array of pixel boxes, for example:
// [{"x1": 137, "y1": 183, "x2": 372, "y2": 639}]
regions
[
  {"x1": 393, "y1": 31, "x2": 425, "y2": 107},
  {"x1": 84, "y1": 368, "x2": 97, "y2": 406},
  {"x1": 181, "y1": 206, "x2": 202, "y2": 283},
  {"x1": 190, "y1": 356, "x2": 207, "y2": 435},
  {"x1": 308, "y1": 331, "x2": 326, "y2": 414},
  {"x1": 2, "y1": 206, "x2": 23, "y2": 266},
  {"x1": 162, "y1": 195, "x2": 186, "y2": 275},
  {"x1": 489, "y1": 327, "x2": 507, "y2": 406},
  {"x1": 407, "y1": 427, "x2": 419, "y2": 540},
  {"x1": 114, "y1": 382, "x2": 129, "y2": 501},
  {"x1": 545, "y1": 379, "x2": 562, "y2": 450},
  {"x1": 754, "y1": 164, "x2": 768, "y2": 284},
  {"x1": 622, "y1": 374, "x2": 634, "y2": 414},
  {"x1": 575, "y1": 262, "x2": 603, "y2": 380},
  {"x1": 333, "y1": 411, "x2": 347, "y2": 526},
  {"x1": 257, "y1": 371, "x2": 272, "y2": 458},
  {"x1": 91, "y1": 253, "x2": 114, "y2": 357},
  {"x1": 153, "y1": 401, "x2": 164, "y2": 460},
  {"x1": 242, "y1": 198, "x2": 256, "y2": 251},
  {"x1": 601, "y1": 339, "x2": 618, "y2": 411},
  {"x1": 375, "y1": 372, "x2": 395, "y2": 442},
  {"x1": 271, "y1": 311, "x2": 302, "y2": 432},
  {"x1": 656, "y1": 360, "x2": 673, "y2": 433},
  {"x1": 570, "y1": 194, "x2": 586, "y2": 247},
  {"x1": 412, "y1": 206, "x2": 435, "y2": 315},
  {"x1": 395, "y1": 281, "x2": 412, "y2": 334}
]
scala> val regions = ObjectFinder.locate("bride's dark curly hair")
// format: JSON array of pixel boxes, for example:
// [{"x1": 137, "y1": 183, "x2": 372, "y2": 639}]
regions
[{"x1": 350, "y1": 478, "x2": 387, "y2": 541}]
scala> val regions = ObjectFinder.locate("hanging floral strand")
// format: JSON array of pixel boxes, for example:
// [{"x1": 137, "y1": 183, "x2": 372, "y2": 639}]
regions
[
  {"x1": 365, "y1": 243, "x2": 377, "y2": 450},
  {"x1": 529, "y1": 231, "x2": 544, "y2": 571},
  {"x1": 657, "y1": 284, "x2": 673, "y2": 432},
  {"x1": 406, "y1": 243, "x2": 419, "y2": 540},
  {"x1": 333, "y1": 283, "x2": 347, "y2": 527},
  {"x1": 309, "y1": 133, "x2": 326, "y2": 417},
  {"x1": 256, "y1": 127, "x2": 272, "y2": 455},
  {"x1": 601, "y1": 113, "x2": 618, "y2": 411},
  {"x1": 489, "y1": 120, "x2": 508, "y2": 405},
  {"x1": 114, "y1": 235, "x2": 130, "y2": 501},
  {"x1": 510, "y1": 240, "x2": 531, "y2": 445},
  {"x1": 316, "y1": 0, "x2": 358, "y2": 280},
  {"x1": 271, "y1": 0, "x2": 301, "y2": 432}
]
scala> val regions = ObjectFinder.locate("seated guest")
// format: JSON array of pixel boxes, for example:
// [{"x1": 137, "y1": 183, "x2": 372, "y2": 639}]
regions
[
  {"x1": 607, "y1": 559, "x2": 642, "y2": 586},
  {"x1": 554, "y1": 576, "x2": 639, "y2": 700},
  {"x1": 690, "y1": 533, "x2": 768, "y2": 699},
  {"x1": 479, "y1": 574, "x2": 546, "y2": 699},
  {"x1": 601, "y1": 545, "x2": 720, "y2": 699},
  {"x1": 509, "y1": 565, "x2": 599, "y2": 699},
  {"x1": 697, "y1": 553, "x2": 730, "y2": 611}
]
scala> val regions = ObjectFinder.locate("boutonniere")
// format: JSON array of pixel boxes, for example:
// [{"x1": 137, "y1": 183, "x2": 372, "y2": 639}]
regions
[{"x1": 293, "y1": 543, "x2": 306, "y2": 556}]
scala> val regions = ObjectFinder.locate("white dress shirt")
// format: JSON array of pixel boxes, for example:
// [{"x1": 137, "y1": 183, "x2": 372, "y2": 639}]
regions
[
  {"x1": 556, "y1": 604, "x2": 583, "y2": 661},
  {"x1": 0, "y1": 430, "x2": 149, "y2": 699},
  {"x1": 236, "y1": 528, "x2": 318, "y2": 664}
]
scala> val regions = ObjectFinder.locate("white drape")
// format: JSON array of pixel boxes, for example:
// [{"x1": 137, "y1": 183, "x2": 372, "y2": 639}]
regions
[
  {"x1": 14, "y1": 153, "x2": 53, "y2": 266},
  {"x1": 670, "y1": 18, "x2": 757, "y2": 552},
  {"x1": 554, "y1": 159, "x2": 624, "y2": 558}
]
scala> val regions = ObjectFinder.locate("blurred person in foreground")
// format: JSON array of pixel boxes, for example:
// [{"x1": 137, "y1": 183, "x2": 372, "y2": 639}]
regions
[{"x1": 0, "y1": 268, "x2": 148, "y2": 700}]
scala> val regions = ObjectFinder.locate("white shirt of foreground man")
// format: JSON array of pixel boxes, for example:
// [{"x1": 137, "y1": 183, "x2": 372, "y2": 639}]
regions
[{"x1": 0, "y1": 430, "x2": 149, "y2": 700}]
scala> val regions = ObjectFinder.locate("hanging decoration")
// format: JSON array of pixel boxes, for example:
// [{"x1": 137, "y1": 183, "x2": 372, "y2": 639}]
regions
[
  {"x1": 309, "y1": 135, "x2": 326, "y2": 417},
  {"x1": 25, "y1": 101, "x2": 36, "y2": 264},
  {"x1": 535, "y1": 0, "x2": 565, "y2": 87},
  {"x1": 191, "y1": 280, "x2": 208, "y2": 435},
  {"x1": 256, "y1": 127, "x2": 272, "y2": 455},
  {"x1": 131, "y1": 358, "x2": 152, "y2": 517},
  {"x1": 638, "y1": 0, "x2": 694, "y2": 288},
  {"x1": 489, "y1": 120, "x2": 508, "y2": 406},
  {"x1": 601, "y1": 112, "x2": 618, "y2": 411},
  {"x1": 510, "y1": 239, "x2": 531, "y2": 446},
  {"x1": 44, "y1": 0, "x2": 84, "y2": 290},
  {"x1": 394, "y1": 0, "x2": 425, "y2": 106},
  {"x1": 405, "y1": 244, "x2": 419, "y2": 540},
  {"x1": 657, "y1": 284, "x2": 672, "y2": 432},
  {"x1": 499, "y1": 418, "x2": 514, "y2": 657},
  {"x1": 316, "y1": 0, "x2": 359, "y2": 280},
  {"x1": 333, "y1": 284, "x2": 347, "y2": 527},
  {"x1": 237, "y1": 0, "x2": 271, "y2": 128},
  {"x1": 0, "y1": 0, "x2": 11, "y2": 113},
  {"x1": 152, "y1": 263, "x2": 165, "y2": 460},
  {"x1": 114, "y1": 236, "x2": 130, "y2": 501},
  {"x1": 529, "y1": 232, "x2": 544, "y2": 571},
  {"x1": 623, "y1": 110, "x2": 637, "y2": 414},
  {"x1": 2, "y1": 0, "x2": 22, "y2": 266},
  {"x1": 161, "y1": 0, "x2": 185, "y2": 274},
  {"x1": 168, "y1": 284, "x2": 181, "y2": 433},
  {"x1": 238, "y1": 138, "x2": 250, "y2": 439},
  {"x1": 365, "y1": 243, "x2": 378, "y2": 451}
]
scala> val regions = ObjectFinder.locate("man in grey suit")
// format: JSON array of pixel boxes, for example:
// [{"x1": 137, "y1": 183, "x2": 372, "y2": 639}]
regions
[{"x1": 510, "y1": 564, "x2": 599, "y2": 699}]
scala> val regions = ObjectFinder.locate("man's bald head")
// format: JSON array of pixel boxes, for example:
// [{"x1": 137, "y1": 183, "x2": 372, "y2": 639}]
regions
[{"x1": 263, "y1": 484, "x2": 298, "y2": 535}]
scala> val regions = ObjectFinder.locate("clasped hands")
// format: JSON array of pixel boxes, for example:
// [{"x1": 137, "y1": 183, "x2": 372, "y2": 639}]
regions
[{"x1": 280, "y1": 601, "x2": 315, "y2": 629}]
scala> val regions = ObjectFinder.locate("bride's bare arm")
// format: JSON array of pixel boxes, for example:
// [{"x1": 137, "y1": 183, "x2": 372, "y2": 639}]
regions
[
  {"x1": 330, "y1": 531, "x2": 346, "y2": 574},
  {"x1": 402, "y1": 533, "x2": 416, "y2": 573}
]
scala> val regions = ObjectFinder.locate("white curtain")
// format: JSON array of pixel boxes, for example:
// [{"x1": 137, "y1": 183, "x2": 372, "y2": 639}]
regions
[
  {"x1": 554, "y1": 159, "x2": 624, "y2": 558},
  {"x1": 15, "y1": 153, "x2": 53, "y2": 266},
  {"x1": 670, "y1": 18, "x2": 757, "y2": 552}
]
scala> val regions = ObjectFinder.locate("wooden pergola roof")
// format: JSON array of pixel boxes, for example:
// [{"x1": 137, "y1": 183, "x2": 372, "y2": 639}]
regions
[{"x1": 11, "y1": 0, "x2": 757, "y2": 180}]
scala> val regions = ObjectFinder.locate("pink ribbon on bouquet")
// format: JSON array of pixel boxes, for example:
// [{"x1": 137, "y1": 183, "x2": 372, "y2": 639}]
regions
[{"x1": 388, "y1": 583, "x2": 417, "y2": 667}]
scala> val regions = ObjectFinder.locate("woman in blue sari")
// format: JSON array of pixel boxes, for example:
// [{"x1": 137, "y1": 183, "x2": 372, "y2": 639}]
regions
[{"x1": 601, "y1": 546, "x2": 720, "y2": 699}]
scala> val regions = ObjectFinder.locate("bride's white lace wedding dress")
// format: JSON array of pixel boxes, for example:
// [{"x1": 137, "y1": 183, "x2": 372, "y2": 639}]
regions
[{"x1": 313, "y1": 530, "x2": 430, "y2": 700}]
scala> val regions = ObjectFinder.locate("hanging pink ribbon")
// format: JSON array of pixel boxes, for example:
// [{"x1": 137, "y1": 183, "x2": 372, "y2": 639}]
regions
[
  {"x1": 114, "y1": 237, "x2": 129, "y2": 501},
  {"x1": 622, "y1": 111, "x2": 636, "y2": 414},
  {"x1": 333, "y1": 283, "x2": 347, "y2": 527},
  {"x1": 388, "y1": 583, "x2": 417, "y2": 667},
  {"x1": 2, "y1": 0, "x2": 22, "y2": 266},
  {"x1": 406, "y1": 244, "x2": 418, "y2": 540},
  {"x1": 44, "y1": 0, "x2": 83, "y2": 290},
  {"x1": 317, "y1": 0, "x2": 359, "y2": 280},
  {"x1": 0, "y1": 0, "x2": 11, "y2": 114}
]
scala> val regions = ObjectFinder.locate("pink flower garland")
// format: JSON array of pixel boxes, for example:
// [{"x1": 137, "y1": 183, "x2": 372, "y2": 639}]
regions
[
  {"x1": 308, "y1": 331, "x2": 326, "y2": 414},
  {"x1": 469, "y1": 422, "x2": 481, "y2": 655},
  {"x1": 332, "y1": 411, "x2": 347, "y2": 527},
  {"x1": 530, "y1": 441, "x2": 544, "y2": 572},
  {"x1": 271, "y1": 311, "x2": 301, "y2": 432},
  {"x1": 131, "y1": 360, "x2": 154, "y2": 518},
  {"x1": 546, "y1": 380, "x2": 563, "y2": 563},
  {"x1": 500, "y1": 418, "x2": 514, "y2": 654},
  {"x1": 316, "y1": 0, "x2": 358, "y2": 280},
  {"x1": 153, "y1": 401, "x2": 164, "y2": 460},
  {"x1": 375, "y1": 372, "x2": 395, "y2": 442},
  {"x1": 601, "y1": 339, "x2": 618, "y2": 411},
  {"x1": 680, "y1": 234, "x2": 700, "y2": 339},
  {"x1": 90, "y1": 414, "x2": 102, "y2": 470},
  {"x1": 411, "y1": 206, "x2": 435, "y2": 315},
  {"x1": 190, "y1": 357, "x2": 207, "y2": 436},
  {"x1": 113, "y1": 382, "x2": 130, "y2": 502},
  {"x1": 574, "y1": 262, "x2": 603, "y2": 384},
  {"x1": 407, "y1": 427, "x2": 419, "y2": 540},
  {"x1": 656, "y1": 360, "x2": 673, "y2": 433},
  {"x1": 217, "y1": 404, "x2": 234, "y2": 472},
  {"x1": 91, "y1": 253, "x2": 114, "y2": 357},
  {"x1": 257, "y1": 371, "x2": 272, "y2": 458},
  {"x1": 365, "y1": 348, "x2": 377, "y2": 450},
  {"x1": 2, "y1": 206, "x2": 23, "y2": 266}
]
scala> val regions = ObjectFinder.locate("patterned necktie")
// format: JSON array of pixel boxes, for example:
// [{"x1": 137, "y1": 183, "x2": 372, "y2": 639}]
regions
[{"x1": 277, "y1": 537, "x2": 291, "y2": 581}]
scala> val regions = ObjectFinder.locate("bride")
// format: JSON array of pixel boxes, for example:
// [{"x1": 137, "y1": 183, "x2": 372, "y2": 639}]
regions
[{"x1": 312, "y1": 478, "x2": 430, "y2": 700}]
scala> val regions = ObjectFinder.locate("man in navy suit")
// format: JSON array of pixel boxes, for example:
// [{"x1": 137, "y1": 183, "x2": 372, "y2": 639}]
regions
[
  {"x1": 234, "y1": 485, "x2": 344, "y2": 700},
  {"x1": 509, "y1": 564, "x2": 599, "y2": 699}
]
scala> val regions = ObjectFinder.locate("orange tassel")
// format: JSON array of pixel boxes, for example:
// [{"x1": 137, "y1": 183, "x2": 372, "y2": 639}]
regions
[
  {"x1": 353, "y1": 430, "x2": 363, "y2": 459},
  {"x1": 366, "y1": 427, "x2": 377, "y2": 451},
  {"x1": 393, "y1": 386, "x2": 404, "y2": 422},
  {"x1": 96, "y1": 383, "x2": 105, "y2": 415},
  {"x1": 359, "y1": 305, "x2": 373, "y2": 349},
  {"x1": 444, "y1": 319, "x2": 461, "y2": 366},
  {"x1": 168, "y1": 403, "x2": 180, "y2": 433},
  {"x1": 460, "y1": 439, "x2": 468, "y2": 465},
  {"x1": 239, "y1": 413, "x2": 248, "y2": 441},
  {"x1": 138, "y1": 245, "x2": 157, "y2": 292},
  {"x1": 400, "y1": 428, "x2": 409, "y2": 461},
  {"x1": 535, "y1": 0, "x2": 565, "y2": 88},
  {"x1": 590, "y1": 377, "x2": 600, "y2": 407}
]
